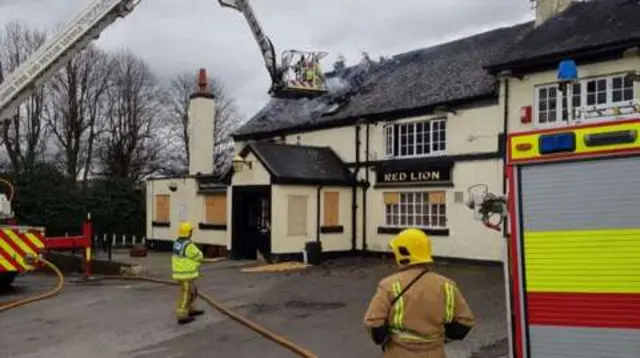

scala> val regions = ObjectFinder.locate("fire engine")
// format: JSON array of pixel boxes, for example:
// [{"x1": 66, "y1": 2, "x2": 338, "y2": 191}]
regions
[
  {"x1": 0, "y1": 0, "x2": 329, "y2": 287},
  {"x1": 467, "y1": 59, "x2": 640, "y2": 357}
]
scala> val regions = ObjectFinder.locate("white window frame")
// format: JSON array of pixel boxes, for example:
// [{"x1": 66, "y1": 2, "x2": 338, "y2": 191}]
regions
[
  {"x1": 383, "y1": 118, "x2": 447, "y2": 159},
  {"x1": 533, "y1": 73, "x2": 637, "y2": 127},
  {"x1": 384, "y1": 191, "x2": 447, "y2": 229}
]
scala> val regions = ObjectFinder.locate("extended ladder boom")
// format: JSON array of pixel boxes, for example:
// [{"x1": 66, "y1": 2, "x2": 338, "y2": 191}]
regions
[
  {"x1": 218, "y1": 0, "x2": 280, "y2": 89},
  {"x1": 0, "y1": 0, "x2": 142, "y2": 122}
]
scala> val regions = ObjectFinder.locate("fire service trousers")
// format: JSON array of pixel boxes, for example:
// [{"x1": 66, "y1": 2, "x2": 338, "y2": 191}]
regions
[{"x1": 176, "y1": 279, "x2": 198, "y2": 320}]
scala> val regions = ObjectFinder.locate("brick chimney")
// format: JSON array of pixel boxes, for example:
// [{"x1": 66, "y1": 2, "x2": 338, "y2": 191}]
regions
[
  {"x1": 188, "y1": 68, "x2": 216, "y2": 175},
  {"x1": 534, "y1": 0, "x2": 575, "y2": 27}
]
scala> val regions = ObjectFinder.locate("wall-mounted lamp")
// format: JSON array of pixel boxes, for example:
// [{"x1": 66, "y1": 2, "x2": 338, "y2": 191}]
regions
[
  {"x1": 232, "y1": 155, "x2": 252, "y2": 173},
  {"x1": 433, "y1": 105, "x2": 457, "y2": 116},
  {"x1": 168, "y1": 181, "x2": 178, "y2": 192}
]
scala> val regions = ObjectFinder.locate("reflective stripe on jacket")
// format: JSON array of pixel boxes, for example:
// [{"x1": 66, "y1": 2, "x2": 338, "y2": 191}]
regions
[{"x1": 171, "y1": 238, "x2": 203, "y2": 280}]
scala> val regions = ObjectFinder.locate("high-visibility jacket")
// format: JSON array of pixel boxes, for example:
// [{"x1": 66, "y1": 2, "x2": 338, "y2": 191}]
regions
[
  {"x1": 171, "y1": 238, "x2": 203, "y2": 280},
  {"x1": 363, "y1": 266, "x2": 476, "y2": 357}
]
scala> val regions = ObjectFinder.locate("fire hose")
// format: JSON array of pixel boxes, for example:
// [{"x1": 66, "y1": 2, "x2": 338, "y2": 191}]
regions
[{"x1": 0, "y1": 258, "x2": 319, "y2": 358}]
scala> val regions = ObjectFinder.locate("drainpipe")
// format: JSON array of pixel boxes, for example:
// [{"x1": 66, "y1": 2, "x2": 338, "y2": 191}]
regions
[
  {"x1": 362, "y1": 121, "x2": 370, "y2": 252},
  {"x1": 501, "y1": 74, "x2": 516, "y2": 358},
  {"x1": 351, "y1": 125, "x2": 361, "y2": 252},
  {"x1": 316, "y1": 185, "x2": 322, "y2": 243},
  {"x1": 501, "y1": 76, "x2": 509, "y2": 237}
]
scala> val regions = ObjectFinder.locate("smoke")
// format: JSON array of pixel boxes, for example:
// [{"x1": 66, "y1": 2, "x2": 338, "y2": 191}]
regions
[{"x1": 325, "y1": 76, "x2": 351, "y2": 94}]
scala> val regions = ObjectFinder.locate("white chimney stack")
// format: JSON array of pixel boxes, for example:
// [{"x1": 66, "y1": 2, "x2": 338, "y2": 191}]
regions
[
  {"x1": 188, "y1": 68, "x2": 216, "y2": 175},
  {"x1": 534, "y1": 0, "x2": 575, "y2": 27}
]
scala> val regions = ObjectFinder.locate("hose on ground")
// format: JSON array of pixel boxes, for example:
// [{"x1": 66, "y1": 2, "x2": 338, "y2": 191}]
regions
[
  {"x1": 0, "y1": 258, "x2": 318, "y2": 358},
  {"x1": 103, "y1": 275, "x2": 319, "y2": 358},
  {"x1": 0, "y1": 257, "x2": 64, "y2": 313}
]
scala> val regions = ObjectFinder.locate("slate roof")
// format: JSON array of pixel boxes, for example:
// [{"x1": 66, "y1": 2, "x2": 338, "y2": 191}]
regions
[
  {"x1": 241, "y1": 142, "x2": 356, "y2": 185},
  {"x1": 233, "y1": 21, "x2": 534, "y2": 139},
  {"x1": 488, "y1": 0, "x2": 640, "y2": 71}
]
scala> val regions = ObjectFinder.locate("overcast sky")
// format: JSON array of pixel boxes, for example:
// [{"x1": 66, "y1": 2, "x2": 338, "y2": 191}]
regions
[{"x1": 0, "y1": 0, "x2": 533, "y2": 120}]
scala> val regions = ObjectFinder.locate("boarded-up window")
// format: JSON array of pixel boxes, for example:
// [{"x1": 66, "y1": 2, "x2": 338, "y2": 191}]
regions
[
  {"x1": 204, "y1": 193, "x2": 227, "y2": 225},
  {"x1": 155, "y1": 194, "x2": 170, "y2": 222},
  {"x1": 287, "y1": 195, "x2": 308, "y2": 236},
  {"x1": 323, "y1": 191, "x2": 340, "y2": 226}
]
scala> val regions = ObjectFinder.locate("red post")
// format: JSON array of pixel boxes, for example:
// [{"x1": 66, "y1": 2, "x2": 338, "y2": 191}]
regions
[{"x1": 82, "y1": 213, "x2": 93, "y2": 278}]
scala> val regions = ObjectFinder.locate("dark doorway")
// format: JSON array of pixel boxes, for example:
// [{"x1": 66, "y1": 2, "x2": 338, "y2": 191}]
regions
[{"x1": 231, "y1": 185, "x2": 271, "y2": 261}]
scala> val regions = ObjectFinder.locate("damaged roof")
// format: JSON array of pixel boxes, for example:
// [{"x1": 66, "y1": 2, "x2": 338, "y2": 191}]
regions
[
  {"x1": 241, "y1": 142, "x2": 356, "y2": 185},
  {"x1": 488, "y1": 0, "x2": 640, "y2": 71},
  {"x1": 234, "y1": 21, "x2": 533, "y2": 139}
]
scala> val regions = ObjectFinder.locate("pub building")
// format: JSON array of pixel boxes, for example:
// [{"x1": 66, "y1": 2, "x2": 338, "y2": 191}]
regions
[{"x1": 146, "y1": 21, "x2": 535, "y2": 264}]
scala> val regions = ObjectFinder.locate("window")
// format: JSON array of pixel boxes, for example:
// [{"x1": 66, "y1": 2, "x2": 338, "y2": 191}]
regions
[
  {"x1": 534, "y1": 74, "x2": 637, "y2": 125},
  {"x1": 323, "y1": 191, "x2": 340, "y2": 226},
  {"x1": 154, "y1": 194, "x2": 170, "y2": 222},
  {"x1": 383, "y1": 118, "x2": 446, "y2": 158},
  {"x1": 204, "y1": 193, "x2": 227, "y2": 225},
  {"x1": 384, "y1": 191, "x2": 447, "y2": 229},
  {"x1": 287, "y1": 195, "x2": 308, "y2": 235}
]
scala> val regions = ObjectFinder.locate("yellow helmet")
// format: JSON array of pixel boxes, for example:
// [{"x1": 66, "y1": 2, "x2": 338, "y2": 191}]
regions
[
  {"x1": 389, "y1": 228, "x2": 433, "y2": 267},
  {"x1": 178, "y1": 221, "x2": 194, "y2": 238}
]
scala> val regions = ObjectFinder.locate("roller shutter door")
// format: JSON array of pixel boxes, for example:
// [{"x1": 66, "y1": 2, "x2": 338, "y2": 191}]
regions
[{"x1": 519, "y1": 156, "x2": 640, "y2": 358}]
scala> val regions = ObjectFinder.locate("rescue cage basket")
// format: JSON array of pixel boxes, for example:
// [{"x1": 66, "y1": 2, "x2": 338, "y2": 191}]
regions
[{"x1": 279, "y1": 50, "x2": 329, "y2": 94}]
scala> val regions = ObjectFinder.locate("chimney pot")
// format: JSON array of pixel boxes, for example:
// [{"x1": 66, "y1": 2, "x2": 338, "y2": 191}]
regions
[{"x1": 197, "y1": 68, "x2": 208, "y2": 93}]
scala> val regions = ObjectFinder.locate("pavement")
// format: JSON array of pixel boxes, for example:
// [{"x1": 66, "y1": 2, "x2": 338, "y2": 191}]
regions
[{"x1": 0, "y1": 252, "x2": 510, "y2": 358}]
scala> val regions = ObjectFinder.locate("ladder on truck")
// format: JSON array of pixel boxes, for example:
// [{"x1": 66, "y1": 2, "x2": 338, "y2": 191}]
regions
[{"x1": 0, "y1": 0, "x2": 142, "y2": 123}]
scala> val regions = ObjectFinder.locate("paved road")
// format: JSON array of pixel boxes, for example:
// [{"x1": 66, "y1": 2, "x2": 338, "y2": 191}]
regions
[{"x1": 0, "y1": 255, "x2": 510, "y2": 358}]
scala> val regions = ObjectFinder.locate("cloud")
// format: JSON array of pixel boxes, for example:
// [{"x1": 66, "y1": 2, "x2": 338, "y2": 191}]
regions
[{"x1": 0, "y1": 0, "x2": 533, "y2": 120}]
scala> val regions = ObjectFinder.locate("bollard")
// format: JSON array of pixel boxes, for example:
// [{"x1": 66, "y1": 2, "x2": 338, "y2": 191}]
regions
[
  {"x1": 82, "y1": 213, "x2": 93, "y2": 278},
  {"x1": 122, "y1": 234, "x2": 126, "y2": 247},
  {"x1": 133, "y1": 235, "x2": 137, "y2": 246},
  {"x1": 112, "y1": 233, "x2": 116, "y2": 248}
]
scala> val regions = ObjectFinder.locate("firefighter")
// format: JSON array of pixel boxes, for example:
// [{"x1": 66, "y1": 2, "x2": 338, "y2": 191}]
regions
[
  {"x1": 363, "y1": 228, "x2": 476, "y2": 358},
  {"x1": 172, "y1": 221, "x2": 205, "y2": 324}
]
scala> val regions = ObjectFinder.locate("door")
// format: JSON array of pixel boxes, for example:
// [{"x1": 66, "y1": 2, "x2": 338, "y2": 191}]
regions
[
  {"x1": 517, "y1": 156, "x2": 640, "y2": 357},
  {"x1": 231, "y1": 186, "x2": 271, "y2": 261}
]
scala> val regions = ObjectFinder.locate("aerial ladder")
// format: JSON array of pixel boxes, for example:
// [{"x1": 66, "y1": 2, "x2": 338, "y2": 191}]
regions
[{"x1": 0, "y1": 0, "x2": 328, "y2": 125}]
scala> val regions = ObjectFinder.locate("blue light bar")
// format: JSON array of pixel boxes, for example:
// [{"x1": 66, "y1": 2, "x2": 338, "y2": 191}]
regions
[
  {"x1": 539, "y1": 132, "x2": 576, "y2": 154},
  {"x1": 557, "y1": 60, "x2": 578, "y2": 82}
]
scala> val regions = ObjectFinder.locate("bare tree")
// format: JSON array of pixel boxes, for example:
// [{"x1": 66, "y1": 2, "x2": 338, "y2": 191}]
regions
[
  {"x1": 0, "y1": 21, "x2": 49, "y2": 173},
  {"x1": 96, "y1": 49, "x2": 164, "y2": 182},
  {"x1": 160, "y1": 70, "x2": 243, "y2": 176},
  {"x1": 45, "y1": 43, "x2": 113, "y2": 183}
]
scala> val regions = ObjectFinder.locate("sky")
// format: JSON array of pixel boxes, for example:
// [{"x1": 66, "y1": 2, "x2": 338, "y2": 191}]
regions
[{"x1": 0, "y1": 0, "x2": 534, "y2": 121}]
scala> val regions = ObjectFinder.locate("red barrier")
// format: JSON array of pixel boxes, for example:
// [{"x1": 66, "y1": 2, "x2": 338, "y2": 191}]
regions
[{"x1": 44, "y1": 214, "x2": 93, "y2": 278}]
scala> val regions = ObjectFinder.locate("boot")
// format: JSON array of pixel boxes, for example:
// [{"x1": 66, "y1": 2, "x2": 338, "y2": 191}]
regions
[
  {"x1": 177, "y1": 316, "x2": 195, "y2": 325},
  {"x1": 189, "y1": 310, "x2": 205, "y2": 317}
]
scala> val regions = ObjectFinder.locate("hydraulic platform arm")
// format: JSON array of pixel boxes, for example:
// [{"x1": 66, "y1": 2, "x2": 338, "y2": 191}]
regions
[
  {"x1": 0, "y1": 0, "x2": 142, "y2": 123},
  {"x1": 218, "y1": 0, "x2": 328, "y2": 98},
  {"x1": 217, "y1": 0, "x2": 280, "y2": 92}
]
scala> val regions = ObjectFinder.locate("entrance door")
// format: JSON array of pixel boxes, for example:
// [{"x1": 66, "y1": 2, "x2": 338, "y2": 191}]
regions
[
  {"x1": 231, "y1": 186, "x2": 271, "y2": 261},
  {"x1": 517, "y1": 156, "x2": 640, "y2": 357}
]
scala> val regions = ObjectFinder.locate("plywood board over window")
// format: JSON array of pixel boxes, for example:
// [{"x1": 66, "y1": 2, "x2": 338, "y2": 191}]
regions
[
  {"x1": 323, "y1": 191, "x2": 340, "y2": 226},
  {"x1": 287, "y1": 195, "x2": 308, "y2": 236},
  {"x1": 204, "y1": 193, "x2": 227, "y2": 225},
  {"x1": 155, "y1": 194, "x2": 170, "y2": 222}
]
